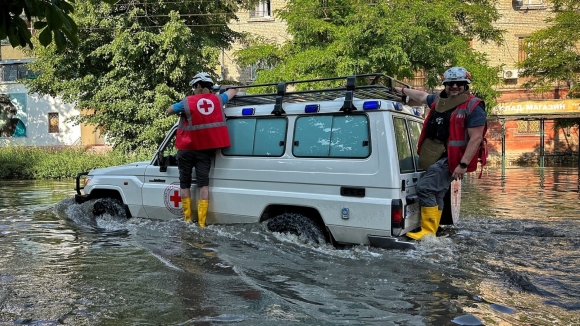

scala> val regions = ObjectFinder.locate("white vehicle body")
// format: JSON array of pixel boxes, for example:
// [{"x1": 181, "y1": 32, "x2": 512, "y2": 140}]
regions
[{"x1": 76, "y1": 74, "x2": 428, "y2": 249}]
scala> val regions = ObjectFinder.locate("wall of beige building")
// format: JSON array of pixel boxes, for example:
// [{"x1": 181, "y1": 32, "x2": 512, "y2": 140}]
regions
[
  {"x1": 471, "y1": 0, "x2": 553, "y2": 91},
  {"x1": 222, "y1": 0, "x2": 289, "y2": 83}
]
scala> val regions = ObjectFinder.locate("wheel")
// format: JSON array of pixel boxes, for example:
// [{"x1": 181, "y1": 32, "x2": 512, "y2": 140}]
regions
[
  {"x1": 266, "y1": 213, "x2": 326, "y2": 244},
  {"x1": 92, "y1": 198, "x2": 129, "y2": 218}
]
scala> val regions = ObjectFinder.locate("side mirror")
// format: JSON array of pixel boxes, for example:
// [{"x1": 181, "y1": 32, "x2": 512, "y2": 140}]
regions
[{"x1": 157, "y1": 151, "x2": 167, "y2": 172}]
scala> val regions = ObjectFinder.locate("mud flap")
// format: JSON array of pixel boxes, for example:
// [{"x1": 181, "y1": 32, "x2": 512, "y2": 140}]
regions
[{"x1": 440, "y1": 186, "x2": 454, "y2": 225}]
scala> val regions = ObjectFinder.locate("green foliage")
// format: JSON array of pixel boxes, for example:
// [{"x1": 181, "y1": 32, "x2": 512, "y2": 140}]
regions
[
  {"x1": 23, "y1": 0, "x2": 246, "y2": 153},
  {"x1": 0, "y1": 146, "x2": 151, "y2": 180},
  {"x1": 518, "y1": 0, "x2": 580, "y2": 98},
  {"x1": 235, "y1": 0, "x2": 504, "y2": 109},
  {"x1": 0, "y1": 0, "x2": 116, "y2": 50}
]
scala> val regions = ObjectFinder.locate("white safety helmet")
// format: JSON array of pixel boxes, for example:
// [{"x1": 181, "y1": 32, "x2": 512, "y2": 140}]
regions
[
  {"x1": 442, "y1": 67, "x2": 472, "y2": 84},
  {"x1": 189, "y1": 72, "x2": 214, "y2": 87}
]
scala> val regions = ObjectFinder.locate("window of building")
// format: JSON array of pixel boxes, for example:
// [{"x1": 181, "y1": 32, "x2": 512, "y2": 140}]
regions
[
  {"x1": 518, "y1": 37, "x2": 531, "y2": 62},
  {"x1": 514, "y1": 0, "x2": 546, "y2": 6},
  {"x1": 293, "y1": 114, "x2": 370, "y2": 158},
  {"x1": 517, "y1": 120, "x2": 539, "y2": 134},
  {"x1": 48, "y1": 112, "x2": 59, "y2": 133},
  {"x1": 249, "y1": 62, "x2": 274, "y2": 81},
  {"x1": 250, "y1": 1, "x2": 271, "y2": 18},
  {"x1": 223, "y1": 117, "x2": 287, "y2": 156}
]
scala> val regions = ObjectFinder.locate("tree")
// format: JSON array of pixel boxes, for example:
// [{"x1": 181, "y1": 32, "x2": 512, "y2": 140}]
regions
[
  {"x1": 1, "y1": 0, "x2": 115, "y2": 50},
  {"x1": 23, "y1": 0, "x2": 248, "y2": 152},
  {"x1": 517, "y1": 0, "x2": 580, "y2": 135},
  {"x1": 235, "y1": 0, "x2": 505, "y2": 108}
]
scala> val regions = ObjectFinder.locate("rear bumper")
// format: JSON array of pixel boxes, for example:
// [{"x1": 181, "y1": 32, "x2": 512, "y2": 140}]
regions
[
  {"x1": 368, "y1": 235, "x2": 415, "y2": 250},
  {"x1": 75, "y1": 172, "x2": 90, "y2": 203}
]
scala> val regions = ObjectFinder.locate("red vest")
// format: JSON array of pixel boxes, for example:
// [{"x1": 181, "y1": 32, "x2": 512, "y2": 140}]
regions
[
  {"x1": 175, "y1": 93, "x2": 231, "y2": 150},
  {"x1": 417, "y1": 93, "x2": 487, "y2": 174}
]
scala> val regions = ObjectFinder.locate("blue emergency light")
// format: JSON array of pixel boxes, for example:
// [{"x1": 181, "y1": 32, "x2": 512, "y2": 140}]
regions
[
  {"x1": 394, "y1": 103, "x2": 403, "y2": 111},
  {"x1": 363, "y1": 101, "x2": 381, "y2": 110},
  {"x1": 241, "y1": 108, "x2": 255, "y2": 116},
  {"x1": 304, "y1": 104, "x2": 320, "y2": 113}
]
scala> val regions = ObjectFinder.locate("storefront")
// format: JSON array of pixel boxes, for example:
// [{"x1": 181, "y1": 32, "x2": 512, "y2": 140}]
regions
[{"x1": 488, "y1": 99, "x2": 580, "y2": 168}]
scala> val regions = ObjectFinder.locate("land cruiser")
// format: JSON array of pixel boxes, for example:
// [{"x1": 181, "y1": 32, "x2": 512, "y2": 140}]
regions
[{"x1": 75, "y1": 74, "x2": 434, "y2": 249}]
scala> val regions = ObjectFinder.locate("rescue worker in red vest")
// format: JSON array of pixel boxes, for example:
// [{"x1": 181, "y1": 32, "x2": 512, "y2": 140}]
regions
[
  {"x1": 394, "y1": 67, "x2": 487, "y2": 240},
  {"x1": 166, "y1": 72, "x2": 240, "y2": 227}
]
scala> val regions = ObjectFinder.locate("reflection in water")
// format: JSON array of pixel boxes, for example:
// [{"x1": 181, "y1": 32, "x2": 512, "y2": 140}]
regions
[{"x1": 0, "y1": 168, "x2": 579, "y2": 325}]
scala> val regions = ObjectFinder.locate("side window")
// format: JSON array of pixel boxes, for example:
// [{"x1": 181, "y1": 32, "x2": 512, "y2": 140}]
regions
[
  {"x1": 223, "y1": 117, "x2": 287, "y2": 156},
  {"x1": 407, "y1": 120, "x2": 424, "y2": 171},
  {"x1": 393, "y1": 118, "x2": 415, "y2": 173},
  {"x1": 293, "y1": 114, "x2": 370, "y2": 158}
]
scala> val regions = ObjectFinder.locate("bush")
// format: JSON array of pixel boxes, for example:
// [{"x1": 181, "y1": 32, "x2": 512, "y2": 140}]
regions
[{"x1": 0, "y1": 146, "x2": 152, "y2": 180}]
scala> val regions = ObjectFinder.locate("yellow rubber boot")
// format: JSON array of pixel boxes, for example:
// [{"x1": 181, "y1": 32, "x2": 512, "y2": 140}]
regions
[
  {"x1": 406, "y1": 206, "x2": 441, "y2": 240},
  {"x1": 182, "y1": 197, "x2": 193, "y2": 223},
  {"x1": 197, "y1": 200, "x2": 208, "y2": 228}
]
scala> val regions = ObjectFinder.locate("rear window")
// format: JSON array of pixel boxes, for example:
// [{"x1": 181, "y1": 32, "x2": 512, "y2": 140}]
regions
[
  {"x1": 407, "y1": 119, "x2": 424, "y2": 171},
  {"x1": 223, "y1": 117, "x2": 287, "y2": 156},
  {"x1": 293, "y1": 114, "x2": 370, "y2": 158},
  {"x1": 393, "y1": 117, "x2": 415, "y2": 173}
]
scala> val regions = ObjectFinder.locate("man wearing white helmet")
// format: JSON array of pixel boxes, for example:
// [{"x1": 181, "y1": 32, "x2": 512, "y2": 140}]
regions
[
  {"x1": 394, "y1": 66, "x2": 487, "y2": 240},
  {"x1": 166, "y1": 72, "x2": 240, "y2": 227}
]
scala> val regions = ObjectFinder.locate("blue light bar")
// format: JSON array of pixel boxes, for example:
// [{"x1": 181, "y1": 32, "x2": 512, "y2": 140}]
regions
[
  {"x1": 241, "y1": 108, "x2": 255, "y2": 116},
  {"x1": 363, "y1": 101, "x2": 381, "y2": 110},
  {"x1": 304, "y1": 104, "x2": 320, "y2": 113},
  {"x1": 413, "y1": 108, "x2": 421, "y2": 116},
  {"x1": 394, "y1": 102, "x2": 403, "y2": 111}
]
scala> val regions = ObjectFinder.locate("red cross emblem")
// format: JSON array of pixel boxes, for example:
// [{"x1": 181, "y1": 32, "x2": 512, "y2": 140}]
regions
[
  {"x1": 163, "y1": 182, "x2": 182, "y2": 215},
  {"x1": 197, "y1": 98, "x2": 214, "y2": 115},
  {"x1": 169, "y1": 190, "x2": 181, "y2": 207}
]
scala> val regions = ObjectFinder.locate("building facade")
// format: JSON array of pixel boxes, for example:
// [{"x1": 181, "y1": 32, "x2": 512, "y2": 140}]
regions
[
  {"x1": 0, "y1": 46, "x2": 106, "y2": 148},
  {"x1": 471, "y1": 0, "x2": 579, "y2": 166}
]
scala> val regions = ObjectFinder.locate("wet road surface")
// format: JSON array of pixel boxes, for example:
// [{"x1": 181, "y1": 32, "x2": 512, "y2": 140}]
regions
[{"x1": 0, "y1": 168, "x2": 579, "y2": 325}]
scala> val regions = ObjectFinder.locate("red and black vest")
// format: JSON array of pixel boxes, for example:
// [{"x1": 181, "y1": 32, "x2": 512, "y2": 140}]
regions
[
  {"x1": 417, "y1": 93, "x2": 487, "y2": 174},
  {"x1": 175, "y1": 93, "x2": 231, "y2": 150}
]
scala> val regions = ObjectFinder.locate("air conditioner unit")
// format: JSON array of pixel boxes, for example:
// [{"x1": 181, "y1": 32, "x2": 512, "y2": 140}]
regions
[{"x1": 503, "y1": 70, "x2": 519, "y2": 79}]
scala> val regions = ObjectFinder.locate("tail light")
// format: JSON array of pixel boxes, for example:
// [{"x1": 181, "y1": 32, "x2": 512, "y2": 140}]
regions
[{"x1": 391, "y1": 199, "x2": 403, "y2": 236}]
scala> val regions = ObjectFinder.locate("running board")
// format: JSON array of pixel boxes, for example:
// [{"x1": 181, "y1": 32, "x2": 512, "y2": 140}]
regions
[{"x1": 367, "y1": 235, "x2": 415, "y2": 250}]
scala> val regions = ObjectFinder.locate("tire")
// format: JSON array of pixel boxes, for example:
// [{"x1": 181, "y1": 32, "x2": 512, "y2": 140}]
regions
[
  {"x1": 92, "y1": 198, "x2": 129, "y2": 218},
  {"x1": 266, "y1": 213, "x2": 326, "y2": 244}
]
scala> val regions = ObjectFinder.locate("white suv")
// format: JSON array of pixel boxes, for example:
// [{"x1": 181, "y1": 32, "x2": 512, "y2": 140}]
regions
[{"x1": 75, "y1": 74, "x2": 429, "y2": 249}]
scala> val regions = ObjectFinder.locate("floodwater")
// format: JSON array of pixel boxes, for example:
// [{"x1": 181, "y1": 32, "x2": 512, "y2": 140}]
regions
[{"x1": 0, "y1": 168, "x2": 579, "y2": 326}]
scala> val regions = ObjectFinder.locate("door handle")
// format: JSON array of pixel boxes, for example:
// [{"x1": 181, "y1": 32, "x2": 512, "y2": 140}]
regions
[{"x1": 149, "y1": 179, "x2": 165, "y2": 182}]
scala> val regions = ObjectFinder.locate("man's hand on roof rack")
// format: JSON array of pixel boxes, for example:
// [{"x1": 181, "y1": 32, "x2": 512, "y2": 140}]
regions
[{"x1": 394, "y1": 86, "x2": 429, "y2": 105}]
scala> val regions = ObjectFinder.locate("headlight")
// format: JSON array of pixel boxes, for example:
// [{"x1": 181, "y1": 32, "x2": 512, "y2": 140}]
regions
[{"x1": 84, "y1": 177, "x2": 92, "y2": 187}]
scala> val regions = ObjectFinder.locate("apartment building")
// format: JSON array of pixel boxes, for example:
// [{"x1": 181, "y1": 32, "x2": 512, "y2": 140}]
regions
[
  {"x1": 220, "y1": 0, "x2": 288, "y2": 83},
  {"x1": 471, "y1": 0, "x2": 579, "y2": 165}
]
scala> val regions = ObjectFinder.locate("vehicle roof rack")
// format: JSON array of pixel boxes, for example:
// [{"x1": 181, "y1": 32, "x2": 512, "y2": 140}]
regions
[{"x1": 224, "y1": 73, "x2": 411, "y2": 113}]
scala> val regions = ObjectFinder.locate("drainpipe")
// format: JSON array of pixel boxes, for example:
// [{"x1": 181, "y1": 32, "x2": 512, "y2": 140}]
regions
[
  {"x1": 501, "y1": 119, "x2": 506, "y2": 178},
  {"x1": 540, "y1": 118, "x2": 545, "y2": 168},
  {"x1": 220, "y1": 48, "x2": 225, "y2": 81}
]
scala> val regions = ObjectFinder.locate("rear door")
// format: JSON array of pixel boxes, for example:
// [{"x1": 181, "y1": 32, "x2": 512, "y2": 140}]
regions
[{"x1": 393, "y1": 116, "x2": 424, "y2": 233}]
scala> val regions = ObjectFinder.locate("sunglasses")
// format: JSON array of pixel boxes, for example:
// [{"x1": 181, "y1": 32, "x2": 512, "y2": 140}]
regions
[{"x1": 444, "y1": 81, "x2": 468, "y2": 87}]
